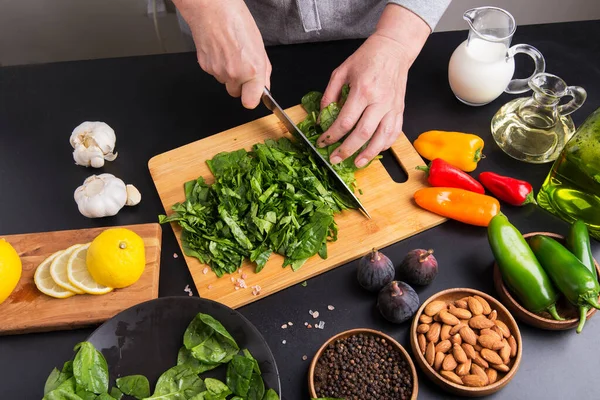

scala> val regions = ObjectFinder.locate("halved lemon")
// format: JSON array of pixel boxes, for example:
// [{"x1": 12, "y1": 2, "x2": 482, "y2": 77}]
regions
[
  {"x1": 67, "y1": 243, "x2": 112, "y2": 295},
  {"x1": 49, "y1": 244, "x2": 85, "y2": 294},
  {"x1": 34, "y1": 250, "x2": 77, "y2": 299}
]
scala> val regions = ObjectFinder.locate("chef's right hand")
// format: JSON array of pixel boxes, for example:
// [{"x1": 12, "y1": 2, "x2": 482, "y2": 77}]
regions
[{"x1": 174, "y1": 0, "x2": 271, "y2": 109}]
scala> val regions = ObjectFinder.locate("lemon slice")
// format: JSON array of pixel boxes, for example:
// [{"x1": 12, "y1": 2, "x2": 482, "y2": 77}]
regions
[
  {"x1": 49, "y1": 244, "x2": 85, "y2": 294},
  {"x1": 34, "y1": 250, "x2": 77, "y2": 299},
  {"x1": 67, "y1": 243, "x2": 113, "y2": 295}
]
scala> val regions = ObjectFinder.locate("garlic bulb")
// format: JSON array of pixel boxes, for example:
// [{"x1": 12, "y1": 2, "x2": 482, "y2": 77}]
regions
[
  {"x1": 74, "y1": 174, "x2": 141, "y2": 218},
  {"x1": 70, "y1": 121, "x2": 118, "y2": 168}
]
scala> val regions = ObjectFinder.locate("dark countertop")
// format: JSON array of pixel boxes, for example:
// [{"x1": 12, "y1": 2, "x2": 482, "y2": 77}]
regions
[{"x1": 1, "y1": 20, "x2": 599, "y2": 400}]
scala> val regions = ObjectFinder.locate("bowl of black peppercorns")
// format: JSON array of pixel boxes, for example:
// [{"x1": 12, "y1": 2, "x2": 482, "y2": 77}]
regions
[{"x1": 309, "y1": 328, "x2": 418, "y2": 400}]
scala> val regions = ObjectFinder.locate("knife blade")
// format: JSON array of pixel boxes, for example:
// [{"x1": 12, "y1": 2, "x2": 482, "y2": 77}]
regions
[{"x1": 261, "y1": 87, "x2": 371, "y2": 219}]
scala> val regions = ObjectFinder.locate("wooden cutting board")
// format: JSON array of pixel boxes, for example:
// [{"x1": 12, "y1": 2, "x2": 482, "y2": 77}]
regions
[
  {"x1": 0, "y1": 223, "x2": 161, "y2": 335},
  {"x1": 149, "y1": 105, "x2": 445, "y2": 309}
]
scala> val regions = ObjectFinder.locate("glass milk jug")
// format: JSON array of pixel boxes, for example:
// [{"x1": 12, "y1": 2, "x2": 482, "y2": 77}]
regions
[
  {"x1": 491, "y1": 73, "x2": 587, "y2": 163},
  {"x1": 538, "y1": 107, "x2": 600, "y2": 240},
  {"x1": 448, "y1": 7, "x2": 546, "y2": 106}
]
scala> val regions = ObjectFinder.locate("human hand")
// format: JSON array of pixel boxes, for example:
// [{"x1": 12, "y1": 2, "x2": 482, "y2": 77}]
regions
[
  {"x1": 174, "y1": 0, "x2": 271, "y2": 109},
  {"x1": 318, "y1": 4, "x2": 430, "y2": 167}
]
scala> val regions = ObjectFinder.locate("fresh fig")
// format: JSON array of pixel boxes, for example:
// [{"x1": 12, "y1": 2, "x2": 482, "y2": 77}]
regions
[
  {"x1": 357, "y1": 248, "x2": 395, "y2": 292},
  {"x1": 377, "y1": 281, "x2": 420, "y2": 324},
  {"x1": 398, "y1": 249, "x2": 438, "y2": 285}
]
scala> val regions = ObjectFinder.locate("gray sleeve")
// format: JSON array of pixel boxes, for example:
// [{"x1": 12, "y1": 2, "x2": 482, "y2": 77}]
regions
[{"x1": 387, "y1": 0, "x2": 452, "y2": 30}]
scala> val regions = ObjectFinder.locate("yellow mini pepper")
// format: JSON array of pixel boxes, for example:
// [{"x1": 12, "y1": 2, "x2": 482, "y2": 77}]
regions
[{"x1": 413, "y1": 130, "x2": 484, "y2": 172}]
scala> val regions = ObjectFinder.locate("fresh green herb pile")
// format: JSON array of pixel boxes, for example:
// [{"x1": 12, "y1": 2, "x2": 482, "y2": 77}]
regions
[
  {"x1": 43, "y1": 313, "x2": 280, "y2": 400},
  {"x1": 160, "y1": 88, "x2": 374, "y2": 277}
]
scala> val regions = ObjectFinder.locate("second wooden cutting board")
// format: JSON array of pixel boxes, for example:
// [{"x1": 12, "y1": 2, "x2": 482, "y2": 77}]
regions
[{"x1": 149, "y1": 105, "x2": 445, "y2": 309}]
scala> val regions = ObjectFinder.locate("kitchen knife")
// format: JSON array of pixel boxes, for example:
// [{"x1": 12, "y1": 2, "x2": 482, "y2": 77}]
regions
[{"x1": 261, "y1": 87, "x2": 371, "y2": 219}]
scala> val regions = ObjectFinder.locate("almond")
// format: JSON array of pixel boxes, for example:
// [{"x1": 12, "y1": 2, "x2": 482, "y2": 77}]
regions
[
  {"x1": 508, "y1": 335, "x2": 518, "y2": 358},
  {"x1": 500, "y1": 344, "x2": 511, "y2": 364},
  {"x1": 474, "y1": 295, "x2": 492, "y2": 315},
  {"x1": 486, "y1": 368, "x2": 498, "y2": 384},
  {"x1": 418, "y1": 333, "x2": 427, "y2": 354},
  {"x1": 442, "y1": 354, "x2": 458, "y2": 371},
  {"x1": 440, "y1": 370, "x2": 463, "y2": 385},
  {"x1": 439, "y1": 309, "x2": 460, "y2": 326},
  {"x1": 427, "y1": 322, "x2": 442, "y2": 343},
  {"x1": 424, "y1": 300, "x2": 447, "y2": 317},
  {"x1": 468, "y1": 297, "x2": 484, "y2": 316},
  {"x1": 435, "y1": 339, "x2": 452, "y2": 354},
  {"x1": 463, "y1": 374, "x2": 487, "y2": 387},
  {"x1": 419, "y1": 314, "x2": 433, "y2": 324},
  {"x1": 426, "y1": 341, "x2": 435, "y2": 366},
  {"x1": 453, "y1": 343, "x2": 468, "y2": 364},
  {"x1": 441, "y1": 324, "x2": 452, "y2": 341},
  {"x1": 450, "y1": 333, "x2": 462, "y2": 345},
  {"x1": 433, "y1": 313, "x2": 442, "y2": 322},
  {"x1": 470, "y1": 363, "x2": 489, "y2": 384},
  {"x1": 434, "y1": 351, "x2": 445, "y2": 371},
  {"x1": 481, "y1": 348, "x2": 503, "y2": 365},
  {"x1": 491, "y1": 325, "x2": 504, "y2": 338},
  {"x1": 474, "y1": 344, "x2": 483, "y2": 352},
  {"x1": 481, "y1": 328, "x2": 502, "y2": 341},
  {"x1": 461, "y1": 343, "x2": 477, "y2": 360},
  {"x1": 454, "y1": 299, "x2": 468, "y2": 309},
  {"x1": 456, "y1": 358, "x2": 471, "y2": 376},
  {"x1": 459, "y1": 326, "x2": 478, "y2": 346},
  {"x1": 450, "y1": 323, "x2": 465, "y2": 336},
  {"x1": 494, "y1": 320, "x2": 511, "y2": 338},
  {"x1": 489, "y1": 309, "x2": 498, "y2": 321},
  {"x1": 469, "y1": 315, "x2": 495, "y2": 329},
  {"x1": 472, "y1": 355, "x2": 489, "y2": 369},
  {"x1": 479, "y1": 335, "x2": 504, "y2": 351},
  {"x1": 417, "y1": 323, "x2": 430, "y2": 334},
  {"x1": 492, "y1": 363, "x2": 510, "y2": 372},
  {"x1": 449, "y1": 306, "x2": 472, "y2": 320}
]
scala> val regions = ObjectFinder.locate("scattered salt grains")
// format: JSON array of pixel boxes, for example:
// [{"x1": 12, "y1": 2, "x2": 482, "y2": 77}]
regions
[
  {"x1": 281, "y1": 324, "x2": 288, "y2": 329},
  {"x1": 282, "y1": 340, "x2": 287, "y2": 345},
  {"x1": 241, "y1": 273, "x2": 248, "y2": 279},
  {"x1": 207, "y1": 284, "x2": 213, "y2": 290},
  {"x1": 183, "y1": 285, "x2": 193, "y2": 296},
  {"x1": 238, "y1": 268, "x2": 242, "y2": 274},
  {"x1": 235, "y1": 287, "x2": 240, "y2": 291},
  {"x1": 304, "y1": 322, "x2": 308, "y2": 326},
  {"x1": 307, "y1": 324, "x2": 312, "y2": 329},
  {"x1": 202, "y1": 267, "x2": 209, "y2": 275},
  {"x1": 327, "y1": 305, "x2": 335, "y2": 311},
  {"x1": 236, "y1": 278, "x2": 247, "y2": 289},
  {"x1": 312, "y1": 311, "x2": 320, "y2": 319},
  {"x1": 230, "y1": 277, "x2": 236, "y2": 283},
  {"x1": 288, "y1": 322, "x2": 293, "y2": 326},
  {"x1": 316, "y1": 321, "x2": 325, "y2": 329},
  {"x1": 173, "y1": 253, "x2": 178, "y2": 258},
  {"x1": 302, "y1": 355, "x2": 308, "y2": 361},
  {"x1": 251, "y1": 285, "x2": 261, "y2": 296}
]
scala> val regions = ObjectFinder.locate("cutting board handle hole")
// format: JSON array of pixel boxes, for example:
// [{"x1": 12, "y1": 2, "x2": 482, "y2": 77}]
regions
[{"x1": 380, "y1": 149, "x2": 408, "y2": 183}]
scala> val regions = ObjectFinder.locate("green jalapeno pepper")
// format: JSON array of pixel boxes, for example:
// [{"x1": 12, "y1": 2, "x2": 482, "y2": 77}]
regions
[
  {"x1": 488, "y1": 214, "x2": 562, "y2": 320},
  {"x1": 566, "y1": 220, "x2": 597, "y2": 279},
  {"x1": 529, "y1": 235, "x2": 600, "y2": 333}
]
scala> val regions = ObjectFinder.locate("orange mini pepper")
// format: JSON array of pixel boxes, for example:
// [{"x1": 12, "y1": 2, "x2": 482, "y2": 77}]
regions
[
  {"x1": 413, "y1": 130, "x2": 484, "y2": 172},
  {"x1": 414, "y1": 187, "x2": 500, "y2": 227}
]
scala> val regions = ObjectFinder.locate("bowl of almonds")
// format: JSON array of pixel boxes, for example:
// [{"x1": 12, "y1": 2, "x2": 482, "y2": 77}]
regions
[{"x1": 409, "y1": 288, "x2": 522, "y2": 396}]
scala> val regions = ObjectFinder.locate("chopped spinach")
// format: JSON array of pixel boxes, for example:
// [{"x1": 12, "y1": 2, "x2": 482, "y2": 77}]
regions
[
  {"x1": 115, "y1": 375, "x2": 150, "y2": 399},
  {"x1": 159, "y1": 88, "x2": 376, "y2": 277}
]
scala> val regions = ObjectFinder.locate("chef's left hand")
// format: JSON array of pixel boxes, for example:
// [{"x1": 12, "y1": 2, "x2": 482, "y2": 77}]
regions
[{"x1": 318, "y1": 4, "x2": 431, "y2": 168}]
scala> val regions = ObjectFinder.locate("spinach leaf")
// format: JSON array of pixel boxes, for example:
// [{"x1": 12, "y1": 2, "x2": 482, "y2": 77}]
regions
[
  {"x1": 75, "y1": 389, "x2": 97, "y2": 400},
  {"x1": 246, "y1": 373, "x2": 265, "y2": 400},
  {"x1": 242, "y1": 349, "x2": 261, "y2": 375},
  {"x1": 301, "y1": 91, "x2": 323, "y2": 114},
  {"x1": 226, "y1": 355, "x2": 254, "y2": 396},
  {"x1": 72, "y1": 342, "x2": 109, "y2": 394},
  {"x1": 116, "y1": 375, "x2": 150, "y2": 399},
  {"x1": 109, "y1": 387, "x2": 124, "y2": 399},
  {"x1": 189, "y1": 378, "x2": 232, "y2": 400},
  {"x1": 177, "y1": 346, "x2": 219, "y2": 374},
  {"x1": 97, "y1": 394, "x2": 119, "y2": 400},
  {"x1": 264, "y1": 388, "x2": 280, "y2": 400},
  {"x1": 319, "y1": 103, "x2": 340, "y2": 132},
  {"x1": 184, "y1": 313, "x2": 239, "y2": 365},
  {"x1": 44, "y1": 368, "x2": 72, "y2": 395},
  {"x1": 43, "y1": 390, "x2": 83, "y2": 400},
  {"x1": 146, "y1": 365, "x2": 205, "y2": 399}
]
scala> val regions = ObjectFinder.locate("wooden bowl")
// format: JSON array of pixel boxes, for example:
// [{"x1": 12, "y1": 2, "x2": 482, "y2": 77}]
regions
[
  {"x1": 410, "y1": 288, "x2": 522, "y2": 397},
  {"x1": 493, "y1": 231, "x2": 600, "y2": 330},
  {"x1": 308, "y1": 328, "x2": 418, "y2": 400}
]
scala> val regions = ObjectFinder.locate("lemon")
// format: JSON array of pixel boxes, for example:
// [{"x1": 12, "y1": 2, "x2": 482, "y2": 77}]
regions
[
  {"x1": 50, "y1": 244, "x2": 86, "y2": 294},
  {"x1": 87, "y1": 228, "x2": 145, "y2": 288},
  {"x1": 34, "y1": 250, "x2": 77, "y2": 299},
  {"x1": 0, "y1": 238, "x2": 22, "y2": 304},
  {"x1": 67, "y1": 243, "x2": 113, "y2": 295}
]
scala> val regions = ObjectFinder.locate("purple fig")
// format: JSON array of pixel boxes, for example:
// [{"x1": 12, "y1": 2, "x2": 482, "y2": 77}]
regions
[
  {"x1": 357, "y1": 248, "x2": 395, "y2": 292},
  {"x1": 398, "y1": 249, "x2": 438, "y2": 286},
  {"x1": 377, "y1": 281, "x2": 420, "y2": 324}
]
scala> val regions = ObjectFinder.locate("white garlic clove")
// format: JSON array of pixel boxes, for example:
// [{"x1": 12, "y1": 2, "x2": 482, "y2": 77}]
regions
[
  {"x1": 70, "y1": 121, "x2": 118, "y2": 168},
  {"x1": 125, "y1": 184, "x2": 142, "y2": 206}
]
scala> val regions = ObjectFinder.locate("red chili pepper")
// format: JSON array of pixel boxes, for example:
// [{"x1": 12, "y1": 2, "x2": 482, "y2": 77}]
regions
[
  {"x1": 479, "y1": 171, "x2": 537, "y2": 206},
  {"x1": 416, "y1": 158, "x2": 485, "y2": 194}
]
